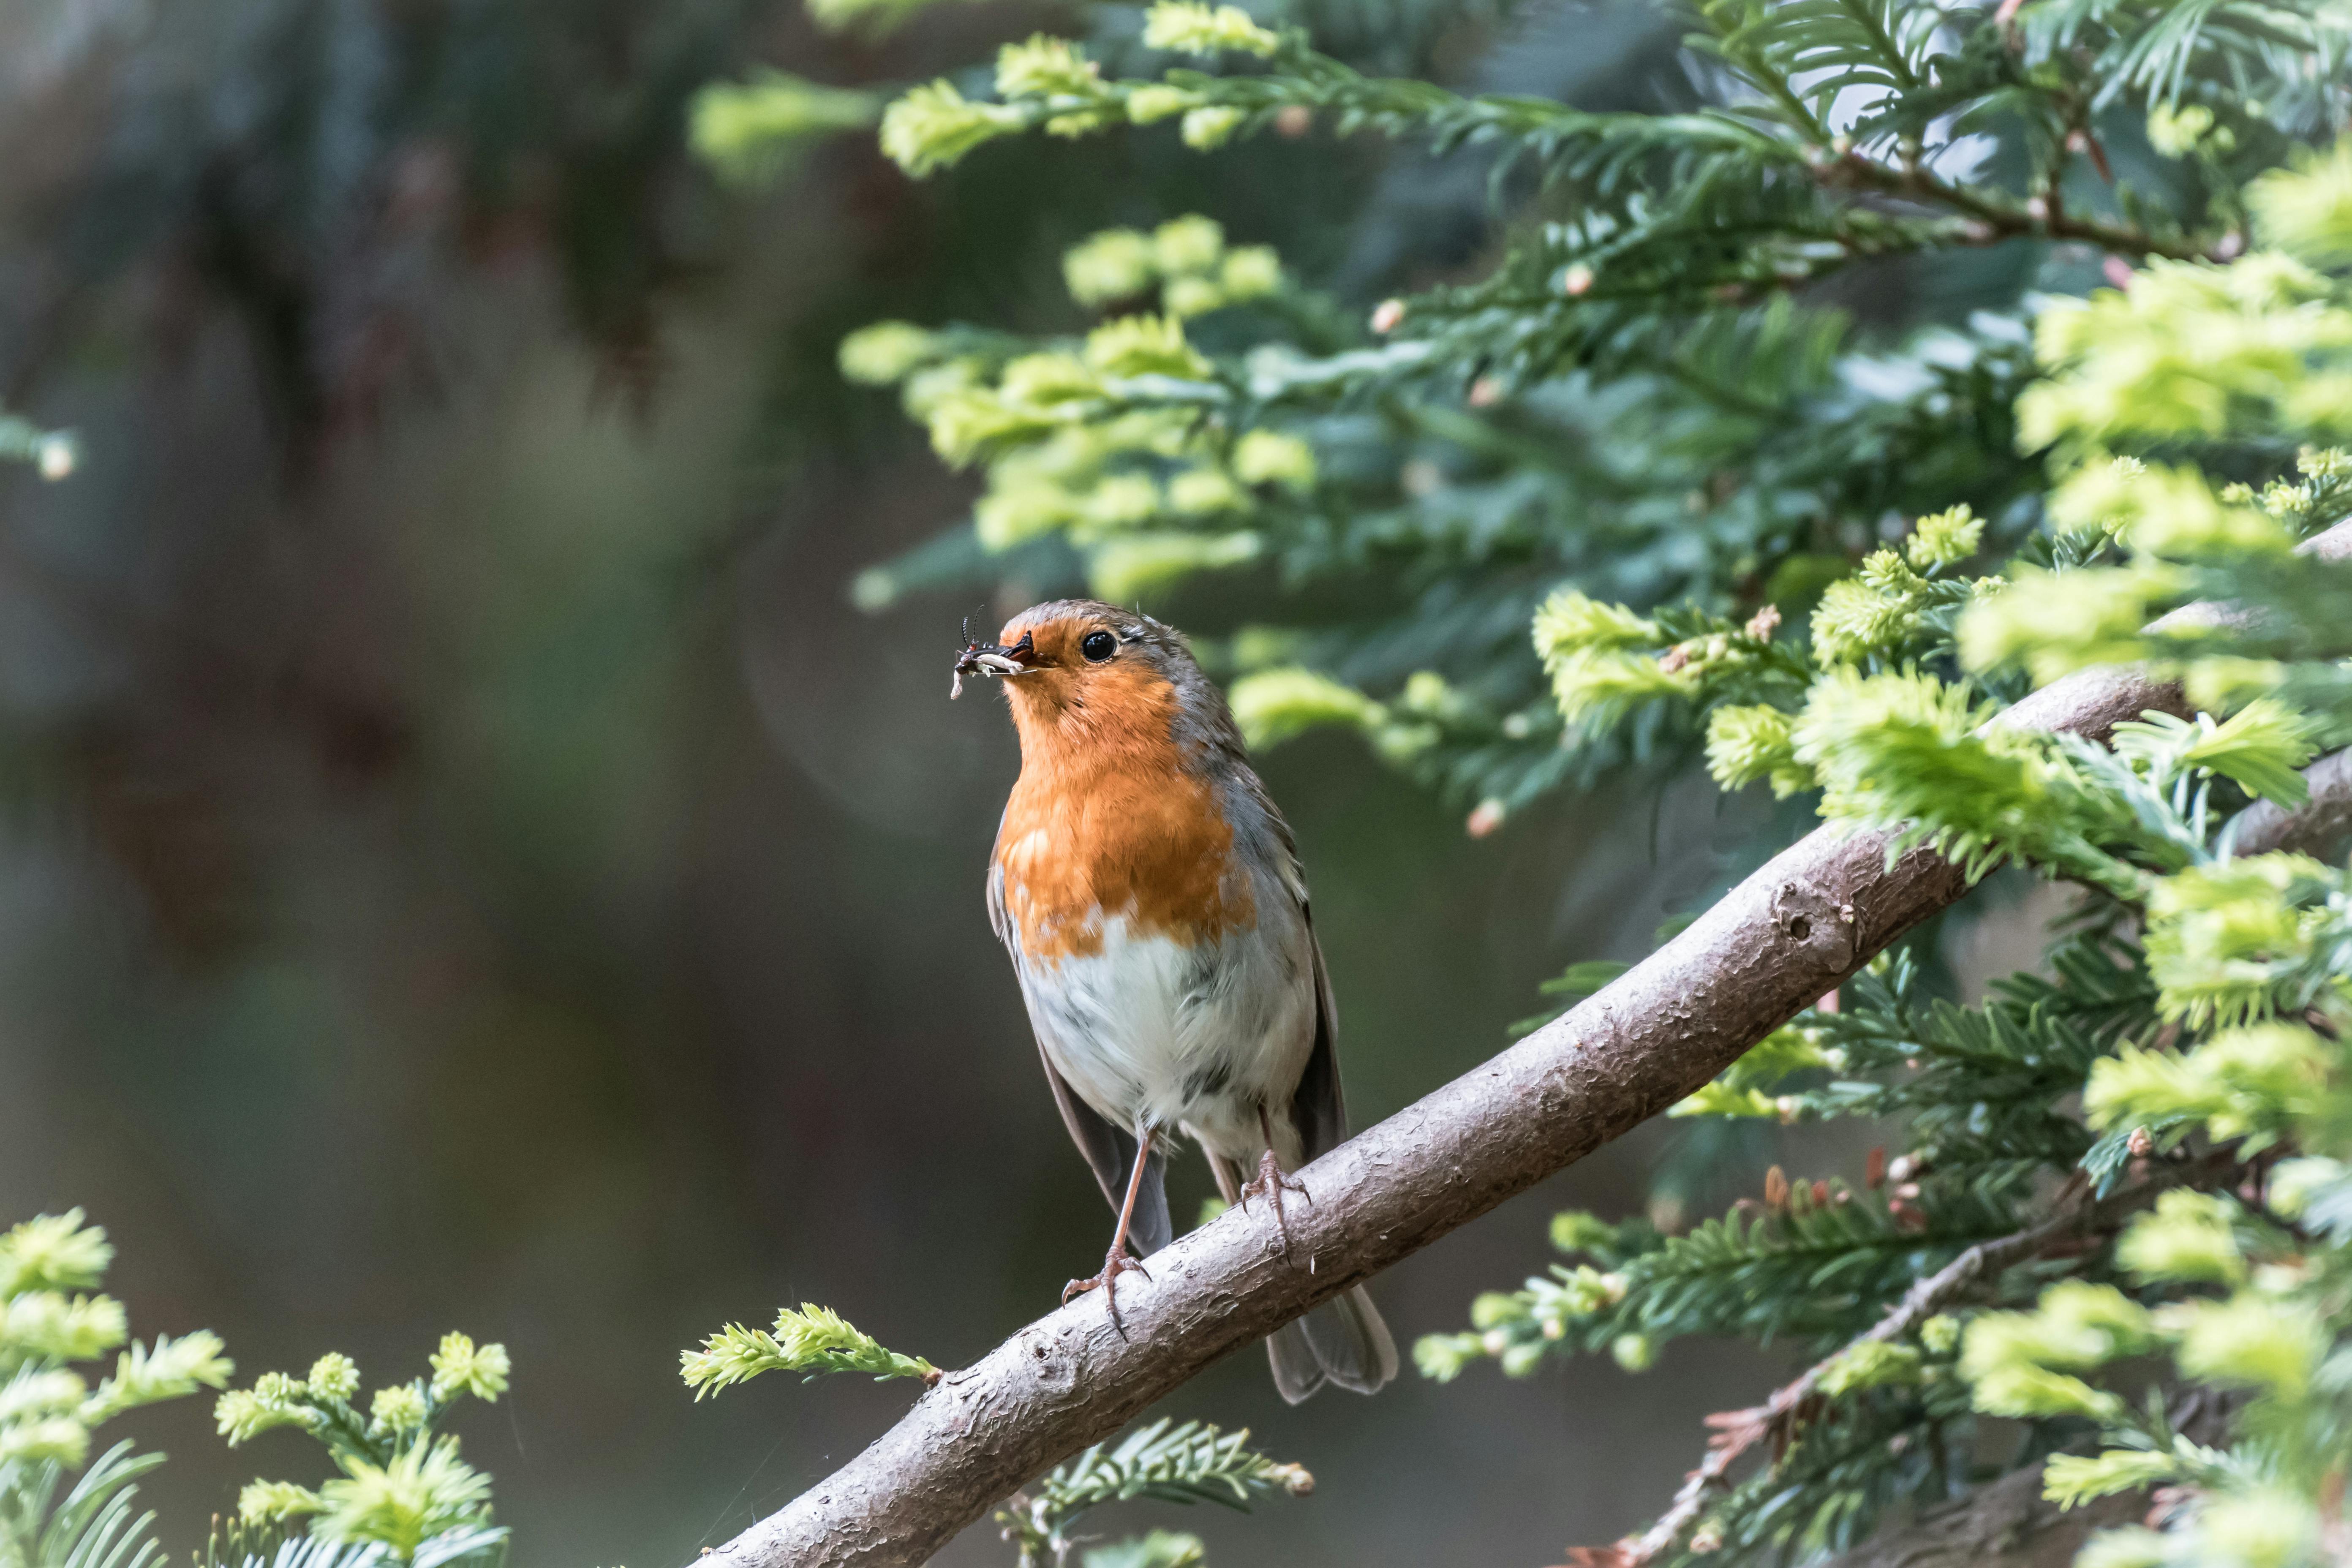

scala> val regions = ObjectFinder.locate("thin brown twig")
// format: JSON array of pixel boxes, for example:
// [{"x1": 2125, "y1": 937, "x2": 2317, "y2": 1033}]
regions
[
  {"x1": 1601, "y1": 1154, "x2": 2240, "y2": 1568},
  {"x1": 1811, "y1": 151, "x2": 2218, "y2": 263}
]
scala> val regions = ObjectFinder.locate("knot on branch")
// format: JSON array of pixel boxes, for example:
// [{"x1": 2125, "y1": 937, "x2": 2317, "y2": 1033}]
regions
[{"x1": 1769, "y1": 879, "x2": 1857, "y2": 972}]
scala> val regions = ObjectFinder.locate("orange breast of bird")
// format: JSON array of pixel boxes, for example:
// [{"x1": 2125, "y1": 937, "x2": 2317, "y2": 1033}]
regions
[{"x1": 994, "y1": 664, "x2": 1256, "y2": 965}]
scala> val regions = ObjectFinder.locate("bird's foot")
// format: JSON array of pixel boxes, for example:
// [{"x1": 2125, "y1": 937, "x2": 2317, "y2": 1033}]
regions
[
  {"x1": 1239, "y1": 1150, "x2": 1311, "y2": 1255},
  {"x1": 1064, "y1": 1248, "x2": 1151, "y2": 1331}
]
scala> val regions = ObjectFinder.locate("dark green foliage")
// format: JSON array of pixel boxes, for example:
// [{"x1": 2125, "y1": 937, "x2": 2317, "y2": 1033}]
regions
[
  {"x1": 993, "y1": 1420, "x2": 1312, "y2": 1568},
  {"x1": 1801, "y1": 939, "x2": 2154, "y2": 1174},
  {"x1": 845, "y1": 0, "x2": 2347, "y2": 820}
]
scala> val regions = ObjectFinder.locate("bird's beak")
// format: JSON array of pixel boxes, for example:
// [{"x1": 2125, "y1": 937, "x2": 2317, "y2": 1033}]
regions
[{"x1": 951, "y1": 631, "x2": 1038, "y2": 698}]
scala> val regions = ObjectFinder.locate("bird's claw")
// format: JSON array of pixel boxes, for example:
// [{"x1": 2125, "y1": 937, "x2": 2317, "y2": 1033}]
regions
[
  {"x1": 1239, "y1": 1150, "x2": 1311, "y2": 1256},
  {"x1": 1064, "y1": 1248, "x2": 1151, "y2": 1331}
]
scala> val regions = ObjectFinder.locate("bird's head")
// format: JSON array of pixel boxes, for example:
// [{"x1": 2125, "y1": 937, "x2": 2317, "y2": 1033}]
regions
[{"x1": 952, "y1": 600, "x2": 1221, "y2": 758}]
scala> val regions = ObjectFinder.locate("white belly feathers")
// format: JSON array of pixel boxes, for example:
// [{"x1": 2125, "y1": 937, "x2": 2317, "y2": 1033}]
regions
[{"x1": 1013, "y1": 909, "x2": 1316, "y2": 1161}]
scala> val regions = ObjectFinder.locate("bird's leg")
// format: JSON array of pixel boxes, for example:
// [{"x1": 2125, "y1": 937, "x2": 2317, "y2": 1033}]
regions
[
  {"x1": 1064, "y1": 1130, "x2": 1154, "y2": 1331},
  {"x1": 1239, "y1": 1104, "x2": 1312, "y2": 1255}
]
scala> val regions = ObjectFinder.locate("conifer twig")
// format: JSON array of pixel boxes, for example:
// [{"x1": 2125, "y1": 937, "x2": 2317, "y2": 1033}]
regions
[
  {"x1": 1804, "y1": 1390, "x2": 2235, "y2": 1568},
  {"x1": 1605, "y1": 1153, "x2": 2240, "y2": 1568},
  {"x1": 1811, "y1": 151, "x2": 2219, "y2": 263}
]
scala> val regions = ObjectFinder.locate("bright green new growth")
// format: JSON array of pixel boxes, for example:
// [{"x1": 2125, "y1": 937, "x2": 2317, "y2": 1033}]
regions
[
  {"x1": 2251, "y1": 141, "x2": 2352, "y2": 269},
  {"x1": 679, "y1": 1304, "x2": 935, "y2": 1396},
  {"x1": 2114, "y1": 1190, "x2": 2248, "y2": 1286},
  {"x1": 1226, "y1": 667, "x2": 1479, "y2": 768},
  {"x1": 829, "y1": 218, "x2": 1342, "y2": 612},
  {"x1": 1703, "y1": 705, "x2": 1811, "y2": 798},
  {"x1": 1139, "y1": 4, "x2": 1282, "y2": 60},
  {"x1": 2, "y1": 1210, "x2": 232, "y2": 1568},
  {"x1": 1061, "y1": 219, "x2": 1284, "y2": 320},
  {"x1": 311, "y1": 1441, "x2": 493, "y2": 1560},
  {"x1": 2039, "y1": 1450, "x2": 2186, "y2": 1511},
  {"x1": 0, "y1": 1213, "x2": 113, "y2": 1301},
  {"x1": 879, "y1": 83, "x2": 1026, "y2": 179},
  {"x1": 1814, "y1": 1340, "x2": 1920, "y2": 1398},
  {"x1": 1228, "y1": 668, "x2": 1381, "y2": 749},
  {"x1": 689, "y1": 72, "x2": 881, "y2": 185},
  {"x1": 1905, "y1": 506, "x2": 1984, "y2": 571},
  {"x1": 216, "y1": 1332, "x2": 511, "y2": 1565}
]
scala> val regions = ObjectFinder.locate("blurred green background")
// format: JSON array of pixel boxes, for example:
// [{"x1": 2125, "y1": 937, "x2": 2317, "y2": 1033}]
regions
[{"x1": 0, "y1": 0, "x2": 1830, "y2": 1561}]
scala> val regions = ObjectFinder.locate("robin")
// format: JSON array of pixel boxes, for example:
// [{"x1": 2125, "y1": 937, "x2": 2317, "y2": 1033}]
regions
[{"x1": 953, "y1": 599, "x2": 1397, "y2": 1402}]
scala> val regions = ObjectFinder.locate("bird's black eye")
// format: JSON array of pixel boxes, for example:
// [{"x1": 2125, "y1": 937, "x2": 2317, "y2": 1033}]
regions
[{"x1": 1081, "y1": 630, "x2": 1118, "y2": 663}]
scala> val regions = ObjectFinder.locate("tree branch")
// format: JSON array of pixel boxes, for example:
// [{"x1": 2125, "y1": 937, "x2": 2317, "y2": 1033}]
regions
[
  {"x1": 2232, "y1": 746, "x2": 2352, "y2": 860},
  {"x1": 703, "y1": 521, "x2": 2352, "y2": 1568},
  {"x1": 1610, "y1": 1152, "x2": 2240, "y2": 1568},
  {"x1": 1809, "y1": 149, "x2": 2220, "y2": 263},
  {"x1": 1805, "y1": 1389, "x2": 2234, "y2": 1568}
]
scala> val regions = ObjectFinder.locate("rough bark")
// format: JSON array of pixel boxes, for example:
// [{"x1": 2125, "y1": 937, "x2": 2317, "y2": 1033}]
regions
[
  {"x1": 2234, "y1": 745, "x2": 2352, "y2": 859},
  {"x1": 708, "y1": 523, "x2": 2352, "y2": 1568}
]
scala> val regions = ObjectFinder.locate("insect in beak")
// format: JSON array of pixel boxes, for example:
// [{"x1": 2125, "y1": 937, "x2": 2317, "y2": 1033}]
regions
[{"x1": 950, "y1": 629, "x2": 1037, "y2": 699}]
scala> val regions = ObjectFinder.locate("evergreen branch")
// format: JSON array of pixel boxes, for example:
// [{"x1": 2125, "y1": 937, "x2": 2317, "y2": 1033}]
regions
[
  {"x1": 680, "y1": 1307, "x2": 938, "y2": 1396},
  {"x1": 1606, "y1": 1152, "x2": 2241, "y2": 1568},
  {"x1": 1801, "y1": 1390, "x2": 2237, "y2": 1568},
  {"x1": 993, "y1": 1419, "x2": 1309, "y2": 1567},
  {"x1": 1808, "y1": 150, "x2": 2222, "y2": 262}
]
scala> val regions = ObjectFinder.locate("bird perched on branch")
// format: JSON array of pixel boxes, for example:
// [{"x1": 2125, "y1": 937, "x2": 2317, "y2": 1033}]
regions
[{"x1": 953, "y1": 600, "x2": 1396, "y2": 1403}]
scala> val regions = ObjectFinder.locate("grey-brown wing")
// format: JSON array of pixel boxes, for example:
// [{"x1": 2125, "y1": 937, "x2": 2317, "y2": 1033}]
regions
[
  {"x1": 1038, "y1": 1040, "x2": 1130, "y2": 1207},
  {"x1": 1034, "y1": 1035, "x2": 1174, "y2": 1257},
  {"x1": 988, "y1": 860, "x2": 1172, "y2": 1253},
  {"x1": 1214, "y1": 754, "x2": 1348, "y2": 1163},
  {"x1": 1288, "y1": 904, "x2": 1347, "y2": 1162}
]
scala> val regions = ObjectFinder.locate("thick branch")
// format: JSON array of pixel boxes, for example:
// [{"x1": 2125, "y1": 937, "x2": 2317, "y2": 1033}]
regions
[
  {"x1": 2233, "y1": 746, "x2": 2352, "y2": 860},
  {"x1": 710, "y1": 522, "x2": 2352, "y2": 1568}
]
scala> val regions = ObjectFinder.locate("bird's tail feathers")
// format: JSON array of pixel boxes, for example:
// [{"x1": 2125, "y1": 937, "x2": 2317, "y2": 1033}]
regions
[
  {"x1": 1207, "y1": 1149, "x2": 1395, "y2": 1402},
  {"x1": 1267, "y1": 1286, "x2": 1396, "y2": 1404}
]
